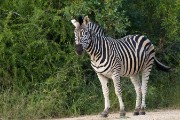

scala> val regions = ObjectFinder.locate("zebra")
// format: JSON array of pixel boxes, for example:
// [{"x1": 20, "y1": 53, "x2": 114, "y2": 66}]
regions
[{"x1": 71, "y1": 16, "x2": 170, "y2": 117}]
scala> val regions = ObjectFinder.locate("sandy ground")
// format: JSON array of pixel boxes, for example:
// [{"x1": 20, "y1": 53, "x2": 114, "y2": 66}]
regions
[{"x1": 52, "y1": 109, "x2": 180, "y2": 120}]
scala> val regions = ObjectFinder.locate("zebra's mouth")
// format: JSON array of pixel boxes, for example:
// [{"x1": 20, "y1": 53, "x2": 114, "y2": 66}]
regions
[{"x1": 75, "y1": 44, "x2": 83, "y2": 55}]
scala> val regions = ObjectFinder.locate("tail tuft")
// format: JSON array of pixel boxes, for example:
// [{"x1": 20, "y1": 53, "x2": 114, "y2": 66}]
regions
[{"x1": 154, "y1": 57, "x2": 171, "y2": 72}]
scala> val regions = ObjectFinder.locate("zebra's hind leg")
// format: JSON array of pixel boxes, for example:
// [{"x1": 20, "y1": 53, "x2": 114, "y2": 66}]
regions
[
  {"x1": 112, "y1": 74, "x2": 126, "y2": 117},
  {"x1": 140, "y1": 68, "x2": 152, "y2": 115},
  {"x1": 130, "y1": 74, "x2": 141, "y2": 115},
  {"x1": 97, "y1": 74, "x2": 110, "y2": 117}
]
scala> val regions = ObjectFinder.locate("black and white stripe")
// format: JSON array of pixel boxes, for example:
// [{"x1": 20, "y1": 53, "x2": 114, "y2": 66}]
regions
[{"x1": 87, "y1": 34, "x2": 153, "y2": 75}]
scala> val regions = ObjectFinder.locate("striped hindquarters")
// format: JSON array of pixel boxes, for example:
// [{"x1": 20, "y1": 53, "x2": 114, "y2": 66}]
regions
[{"x1": 116, "y1": 35, "x2": 155, "y2": 76}]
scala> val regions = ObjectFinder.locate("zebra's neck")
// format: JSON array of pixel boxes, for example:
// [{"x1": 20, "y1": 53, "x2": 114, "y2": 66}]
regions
[
  {"x1": 85, "y1": 22, "x2": 106, "y2": 61},
  {"x1": 85, "y1": 35, "x2": 104, "y2": 62}
]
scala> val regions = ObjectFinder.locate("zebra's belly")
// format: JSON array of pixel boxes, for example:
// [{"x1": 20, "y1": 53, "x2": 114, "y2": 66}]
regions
[
  {"x1": 119, "y1": 70, "x2": 140, "y2": 77},
  {"x1": 91, "y1": 63, "x2": 112, "y2": 78},
  {"x1": 91, "y1": 59, "x2": 143, "y2": 78},
  {"x1": 92, "y1": 64, "x2": 139, "y2": 78}
]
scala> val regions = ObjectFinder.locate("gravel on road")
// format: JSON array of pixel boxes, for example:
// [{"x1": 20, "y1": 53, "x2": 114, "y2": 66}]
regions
[{"x1": 53, "y1": 109, "x2": 180, "y2": 120}]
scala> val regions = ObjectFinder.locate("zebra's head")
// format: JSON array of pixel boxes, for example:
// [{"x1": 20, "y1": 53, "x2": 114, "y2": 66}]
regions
[{"x1": 71, "y1": 16, "x2": 91, "y2": 55}]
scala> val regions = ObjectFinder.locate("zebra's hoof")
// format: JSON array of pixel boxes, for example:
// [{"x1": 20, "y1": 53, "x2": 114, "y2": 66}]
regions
[
  {"x1": 120, "y1": 111, "x2": 126, "y2": 116},
  {"x1": 139, "y1": 111, "x2": 146, "y2": 115},
  {"x1": 100, "y1": 111, "x2": 108, "y2": 117},
  {"x1": 133, "y1": 111, "x2": 139, "y2": 115},
  {"x1": 101, "y1": 113, "x2": 108, "y2": 117}
]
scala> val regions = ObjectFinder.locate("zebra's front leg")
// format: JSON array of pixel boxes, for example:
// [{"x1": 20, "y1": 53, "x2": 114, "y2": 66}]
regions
[
  {"x1": 112, "y1": 74, "x2": 126, "y2": 116},
  {"x1": 97, "y1": 74, "x2": 110, "y2": 117},
  {"x1": 130, "y1": 75, "x2": 141, "y2": 115}
]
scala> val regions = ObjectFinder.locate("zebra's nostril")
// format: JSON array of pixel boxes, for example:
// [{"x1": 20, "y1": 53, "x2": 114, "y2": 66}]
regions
[{"x1": 75, "y1": 44, "x2": 83, "y2": 55}]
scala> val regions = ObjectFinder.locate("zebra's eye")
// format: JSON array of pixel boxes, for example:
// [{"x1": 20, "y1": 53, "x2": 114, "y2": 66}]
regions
[
  {"x1": 82, "y1": 31, "x2": 87, "y2": 36},
  {"x1": 80, "y1": 29, "x2": 84, "y2": 36}
]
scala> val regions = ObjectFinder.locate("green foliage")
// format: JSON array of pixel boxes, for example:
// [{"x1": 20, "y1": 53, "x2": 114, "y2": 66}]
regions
[
  {"x1": 0, "y1": 0, "x2": 179, "y2": 119},
  {"x1": 61, "y1": 0, "x2": 130, "y2": 37},
  {"x1": 155, "y1": 0, "x2": 180, "y2": 41},
  {"x1": 123, "y1": 0, "x2": 180, "y2": 43}
]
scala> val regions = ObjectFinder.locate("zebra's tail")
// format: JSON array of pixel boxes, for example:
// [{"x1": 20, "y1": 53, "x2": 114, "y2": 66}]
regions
[{"x1": 154, "y1": 57, "x2": 171, "y2": 72}]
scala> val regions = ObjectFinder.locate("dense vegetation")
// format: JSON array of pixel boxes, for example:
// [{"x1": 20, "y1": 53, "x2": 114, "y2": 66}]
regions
[{"x1": 0, "y1": 0, "x2": 179, "y2": 119}]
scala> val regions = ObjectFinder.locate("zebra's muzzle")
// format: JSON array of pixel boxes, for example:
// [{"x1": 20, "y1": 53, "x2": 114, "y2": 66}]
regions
[{"x1": 75, "y1": 44, "x2": 83, "y2": 55}]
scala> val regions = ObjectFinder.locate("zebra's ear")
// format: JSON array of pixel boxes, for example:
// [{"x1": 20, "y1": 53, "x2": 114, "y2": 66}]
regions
[
  {"x1": 83, "y1": 16, "x2": 90, "y2": 26},
  {"x1": 78, "y1": 15, "x2": 83, "y2": 25},
  {"x1": 71, "y1": 19, "x2": 80, "y2": 28}
]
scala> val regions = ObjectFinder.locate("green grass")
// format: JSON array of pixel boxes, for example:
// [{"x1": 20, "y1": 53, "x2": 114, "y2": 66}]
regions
[{"x1": 0, "y1": 70, "x2": 179, "y2": 119}]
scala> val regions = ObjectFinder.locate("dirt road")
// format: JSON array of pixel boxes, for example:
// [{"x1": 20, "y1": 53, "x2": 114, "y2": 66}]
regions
[{"x1": 56, "y1": 109, "x2": 180, "y2": 120}]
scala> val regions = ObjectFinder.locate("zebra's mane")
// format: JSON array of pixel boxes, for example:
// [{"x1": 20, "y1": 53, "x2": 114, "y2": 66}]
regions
[
  {"x1": 87, "y1": 23, "x2": 134, "y2": 41},
  {"x1": 88, "y1": 22, "x2": 106, "y2": 36}
]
